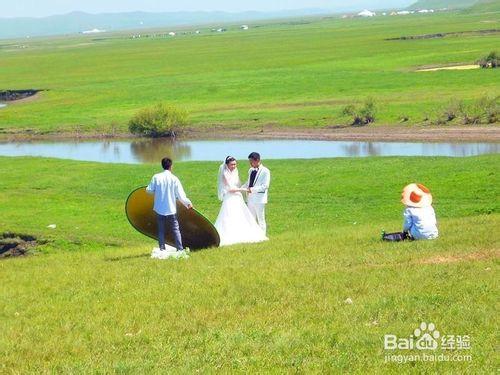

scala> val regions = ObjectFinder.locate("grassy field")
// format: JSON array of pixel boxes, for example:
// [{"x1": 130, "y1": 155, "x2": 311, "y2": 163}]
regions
[
  {"x1": 0, "y1": 9, "x2": 499, "y2": 135},
  {"x1": 0, "y1": 154, "x2": 498, "y2": 372}
]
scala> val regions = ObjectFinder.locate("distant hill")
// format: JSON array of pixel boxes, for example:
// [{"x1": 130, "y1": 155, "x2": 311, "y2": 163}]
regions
[
  {"x1": 407, "y1": 0, "x2": 478, "y2": 9},
  {"x1": 468, "y1": 0, "x2": 500, "y2": 12},
  {"x1": 0, "y1": 9, "x2": 330, "y2": 39}
]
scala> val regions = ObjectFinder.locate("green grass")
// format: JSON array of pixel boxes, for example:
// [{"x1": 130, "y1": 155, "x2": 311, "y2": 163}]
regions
[
  {"x1": 0, "y1": 155, "x2": 498, "y2": 372},
  {"x1": 0, "y1": 10, "x2": 499, "y2": 134}
]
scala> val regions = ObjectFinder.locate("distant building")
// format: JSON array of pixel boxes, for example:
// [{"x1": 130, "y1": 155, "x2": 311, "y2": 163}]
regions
[
  {"x1": 168, "y1": 32, "x2": 176, "y2": 36},
  {"x1": 358, "y1": 9, "x2": 376, "y2": 17},
  {"x1": 397, "y1": 11, "x2": 411, "y2": 15},
  {"x1": 195, "y1": 30, "x2": 201, "y2": 34},
  {"x1": 216, "y1": 28, "x2": 226, "y2": 32},
  {"x1": 81, "y1": 28, "x2": 106, "y2": 34},
  {"x1": 241, "y1": 25, "x2": 249, "y2": 30}
]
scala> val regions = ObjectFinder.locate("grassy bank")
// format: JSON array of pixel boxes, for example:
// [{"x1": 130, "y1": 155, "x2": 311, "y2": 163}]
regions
[
  {"x1": 0, "y1": 10, "x2": 499, "y2": 135},
  {"x1": 0, "y1": 155, "x2": 498, "y2": 372}
]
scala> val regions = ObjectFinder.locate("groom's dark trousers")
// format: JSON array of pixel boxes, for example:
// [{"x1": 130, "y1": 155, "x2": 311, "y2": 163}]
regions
[{"x1": 157, "y1": 214, "x2": 183, "y2": 250}]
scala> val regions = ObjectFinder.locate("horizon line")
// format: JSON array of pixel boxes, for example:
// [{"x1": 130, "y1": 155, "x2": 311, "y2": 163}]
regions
[{"x1": 0, "y1": 6, "x2": 406, "y2": 20}]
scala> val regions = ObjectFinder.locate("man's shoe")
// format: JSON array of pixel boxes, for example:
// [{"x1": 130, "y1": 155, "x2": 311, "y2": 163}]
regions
[{"x1": 161, "y1": 245, "x2": 178, "y2": 252}]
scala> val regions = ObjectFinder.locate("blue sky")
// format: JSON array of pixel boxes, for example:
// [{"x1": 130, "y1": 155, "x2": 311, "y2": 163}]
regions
[{"x1": 3, "y1": 0, "x2": 414, "y2": 18}]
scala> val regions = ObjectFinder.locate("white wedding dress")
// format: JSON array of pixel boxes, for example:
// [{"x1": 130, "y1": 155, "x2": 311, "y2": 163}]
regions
[{"x1": 214, "y1": 164, "x2": 268, "y2": 246}]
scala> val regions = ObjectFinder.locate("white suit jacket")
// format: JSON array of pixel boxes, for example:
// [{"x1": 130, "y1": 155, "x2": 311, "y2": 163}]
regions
[{"x1": 242, "y1": 165, "x2": 271, "y2": 204}]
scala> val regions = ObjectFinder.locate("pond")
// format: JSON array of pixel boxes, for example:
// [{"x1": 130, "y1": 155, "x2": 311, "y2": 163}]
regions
[
  {"x1": 0, "y1": 104, "x2": 7, "y2": 109},
  {"x1": 0, "y1": 138, "x2": 498, "y2": 164}
]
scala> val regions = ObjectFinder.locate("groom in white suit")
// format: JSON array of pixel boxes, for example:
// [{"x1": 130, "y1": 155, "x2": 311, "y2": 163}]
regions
[{"x1": 241, "y1": 152, "x2": 271, "y2": 234}]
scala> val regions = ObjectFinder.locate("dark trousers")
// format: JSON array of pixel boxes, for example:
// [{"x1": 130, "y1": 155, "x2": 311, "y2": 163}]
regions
[
  {"x1": 382, "y1": 231, "x2": 413, "y2": 242},
  {"x1": 157, "y1": 214, "x2": 183, "y2": 250}
]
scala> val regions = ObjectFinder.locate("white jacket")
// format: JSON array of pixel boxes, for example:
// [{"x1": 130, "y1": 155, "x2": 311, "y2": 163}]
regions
[{"x1": 242, "y1": 165, "x2": 271, "y2": 204}]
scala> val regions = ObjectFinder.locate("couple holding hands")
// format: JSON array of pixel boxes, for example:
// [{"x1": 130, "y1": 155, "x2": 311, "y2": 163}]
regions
[{"x1": 215, "y1": 152, "x2": 270, "y2": 246}]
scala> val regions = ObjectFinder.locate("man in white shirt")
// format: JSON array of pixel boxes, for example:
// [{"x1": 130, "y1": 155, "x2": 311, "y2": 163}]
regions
[
  {"x1": 146, "y1": 157, "x2": 193, "y2": 251},
  {"x1": 241, "y1": 152, "x2": 271, "y2": 234}
]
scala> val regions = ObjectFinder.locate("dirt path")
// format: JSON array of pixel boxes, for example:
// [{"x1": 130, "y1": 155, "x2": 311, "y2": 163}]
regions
[
  {"x1": 416, "y1": 64, "x2": 480, "y2": 72},
  {"x1": 1, "y1": 125, "x2": 499, "y2": 142},
  {"x1": 186, "y1": 125, "x2": 500, "y2": 142}
]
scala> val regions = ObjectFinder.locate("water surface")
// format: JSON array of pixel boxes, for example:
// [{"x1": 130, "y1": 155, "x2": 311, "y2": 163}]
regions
[{"x1": 0, "y1": 139, "x2": 498, "y2": 164}]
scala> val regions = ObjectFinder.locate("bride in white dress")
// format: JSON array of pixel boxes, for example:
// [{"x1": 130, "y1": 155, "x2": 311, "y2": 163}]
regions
[{"x1": 215, "y1": 156, "x2": 268, "y2": 246}]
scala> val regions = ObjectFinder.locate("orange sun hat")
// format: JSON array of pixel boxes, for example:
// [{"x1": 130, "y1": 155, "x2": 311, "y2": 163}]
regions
[{"x1": 401, "y1": 183, "x2": 433, "y2": 208}]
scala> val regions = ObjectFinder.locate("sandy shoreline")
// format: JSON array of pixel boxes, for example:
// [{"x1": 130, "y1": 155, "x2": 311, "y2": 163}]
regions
[
  {"x1": 416, "y1": 64, "x2": 480, "y2": 72},
  {"x1": 0, "y1": 125, "x2": 499, "y2": 143},
  {"x1": 211, "y1": 125, "x2": 500, "y2": 142}
]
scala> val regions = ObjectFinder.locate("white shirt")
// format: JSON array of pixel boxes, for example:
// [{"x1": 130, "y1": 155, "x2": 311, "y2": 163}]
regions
[
  {"x1": 403, "y1": 206, "x2": 438, "y2": 240},
  {"x1": 146, "y1": 170, "x2": 192, "y2": 216}
]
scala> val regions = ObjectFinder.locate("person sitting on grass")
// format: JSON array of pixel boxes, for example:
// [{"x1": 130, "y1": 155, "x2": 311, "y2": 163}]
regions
[{"x1": 382, "y1": 183, "x2": 439, "y2": 242}]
